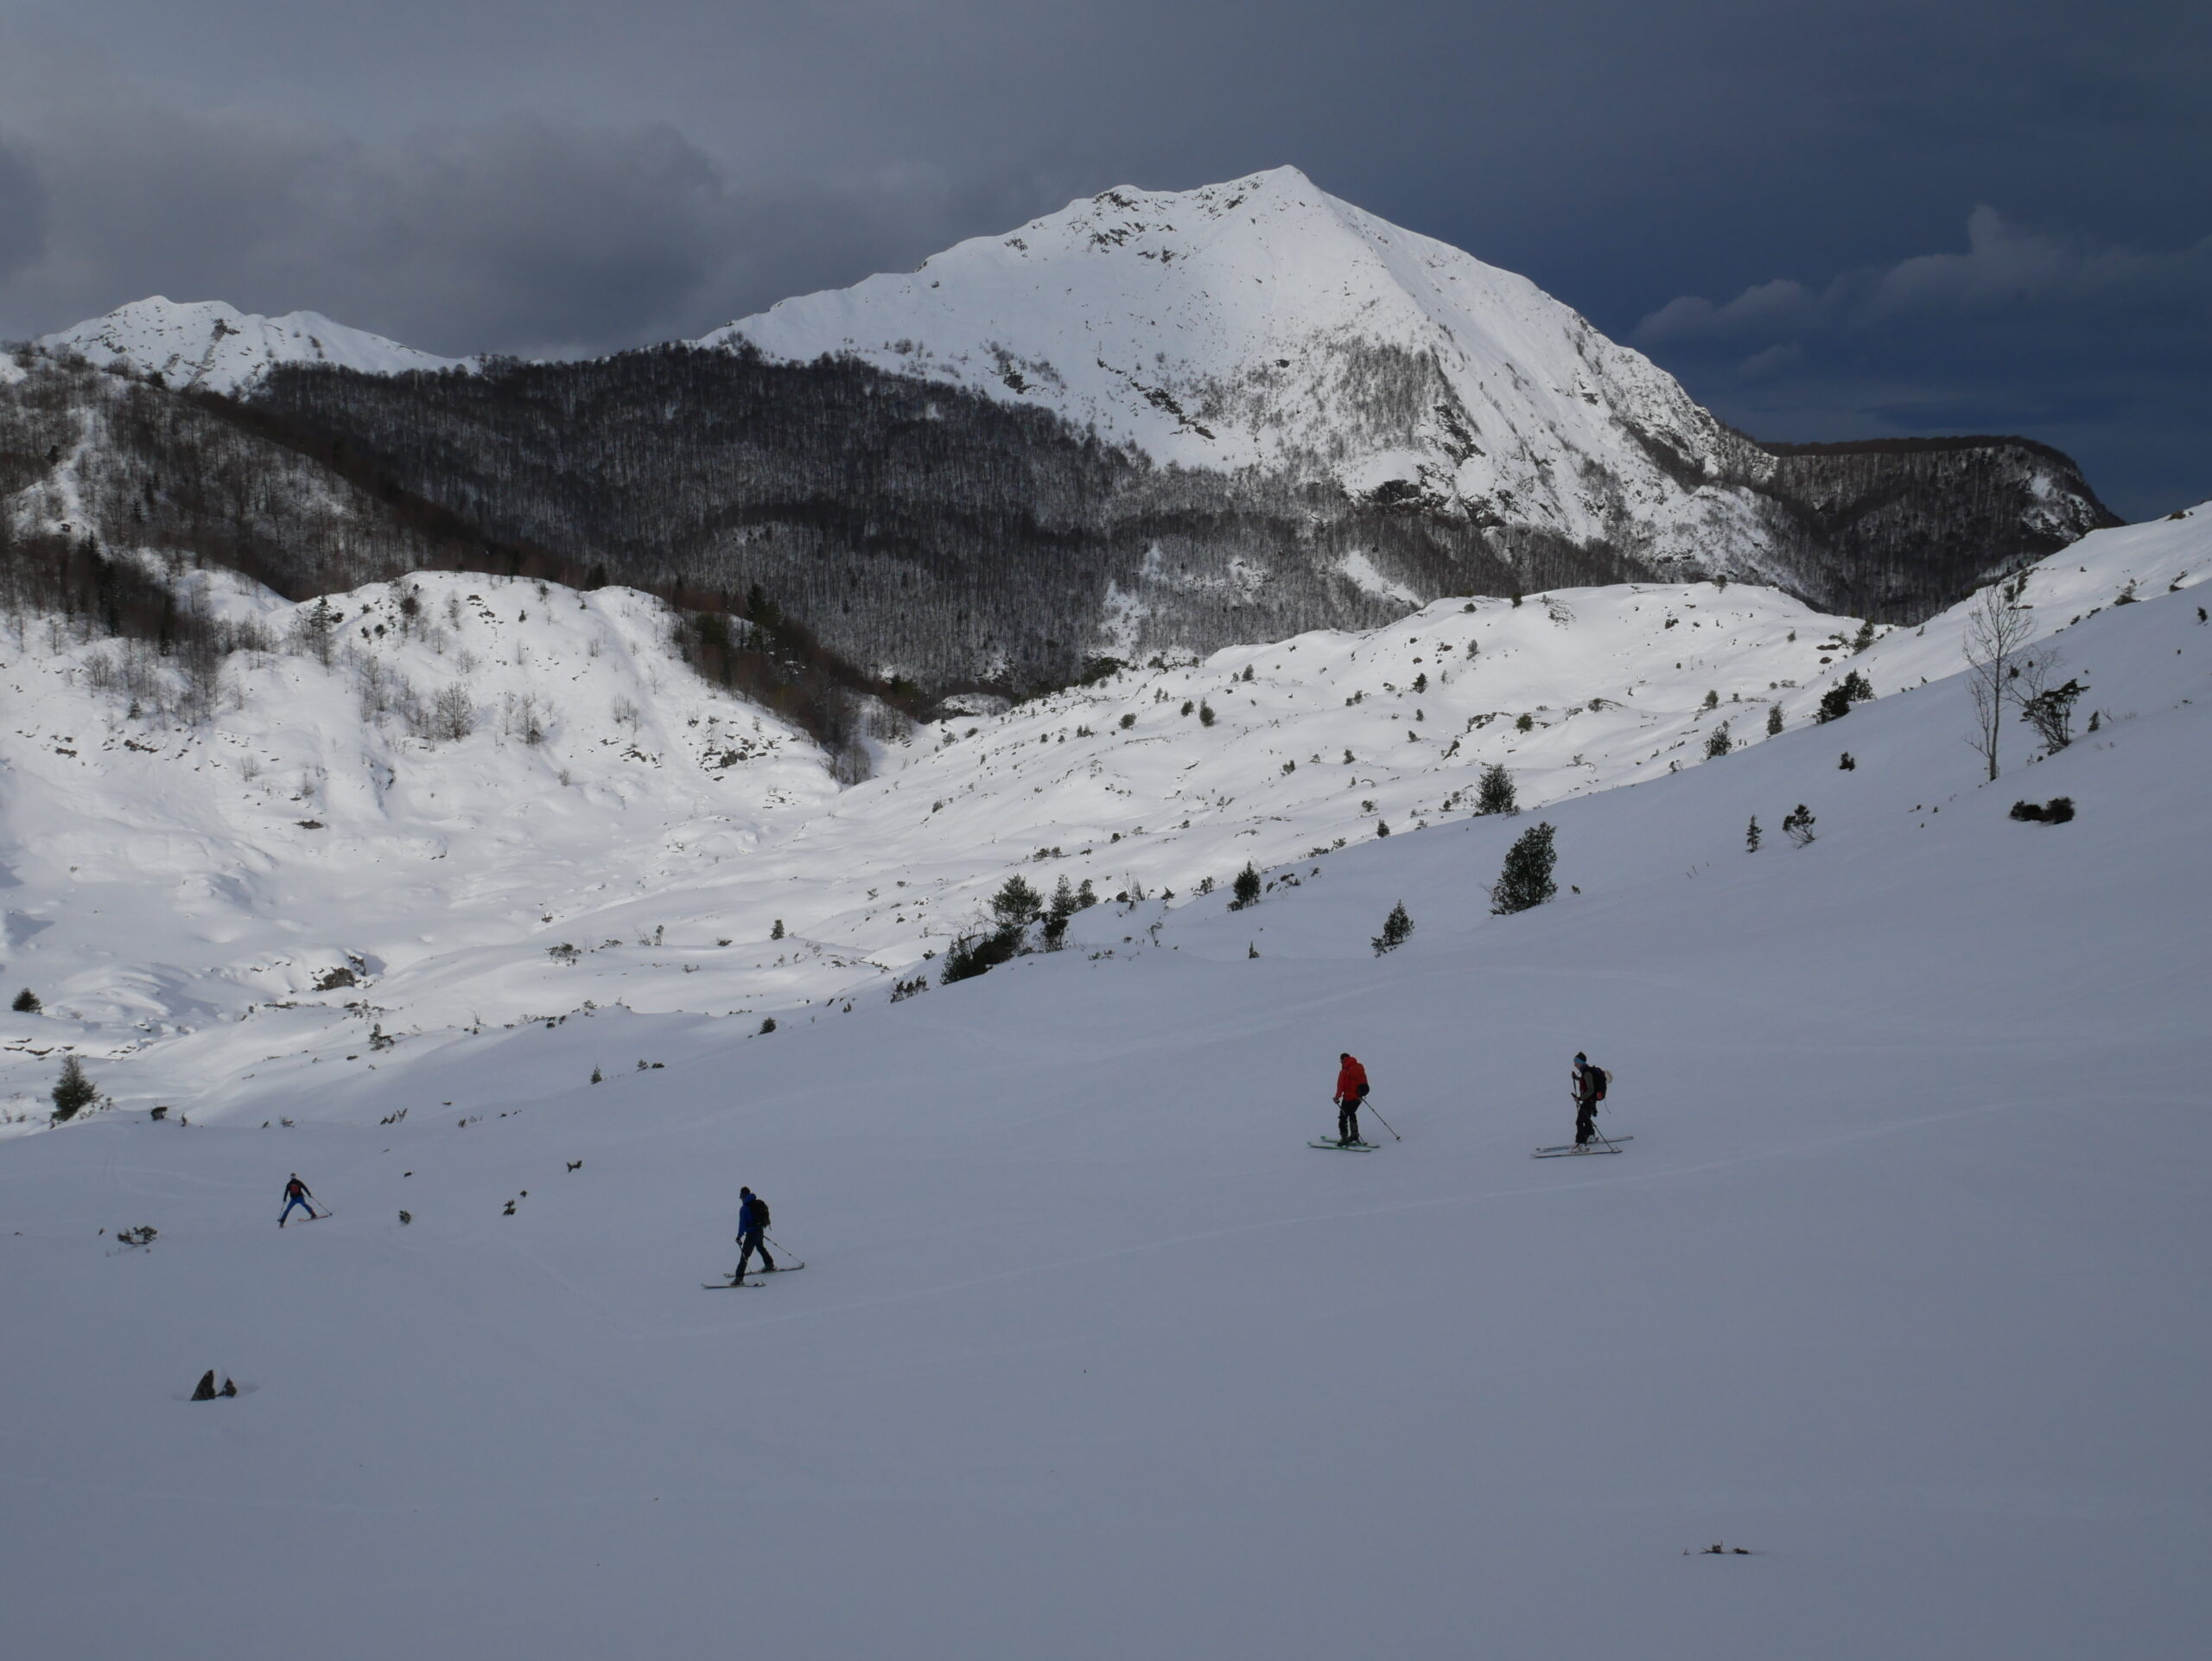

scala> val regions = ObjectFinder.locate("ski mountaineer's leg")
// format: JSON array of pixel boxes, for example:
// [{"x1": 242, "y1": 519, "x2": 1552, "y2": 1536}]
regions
[{"x1": 758, "y1": 1236, "x2": 776, "y2": 1272}]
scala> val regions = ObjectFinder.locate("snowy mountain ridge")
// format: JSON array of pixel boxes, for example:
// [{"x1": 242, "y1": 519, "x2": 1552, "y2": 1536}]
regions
[
  {"x1": 699, "y1": 166, "x2": 2100, "y2": 579},
  {"x1": 37, "y1": 296, "x2": 467, "y2": 395}
]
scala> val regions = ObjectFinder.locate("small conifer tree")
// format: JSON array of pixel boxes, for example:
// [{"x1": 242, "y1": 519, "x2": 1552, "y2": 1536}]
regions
[
  {"x1": 1198, "y1": 702, "x2": 1217, "y2": 727},
  {"x1": 990, "y1": 874, "x2": 1043, "y2": 928},
  {"x1": 52, "y1": 1054, "x2": 96, "y2": 1122},
  {"x1": 770, "y1": 919, "x2": 785, "y2": 940},
  {"x1": 1230, "y1": 863, "x2": 1262, "y2": 909},
  {"x1": 1705, "y1": 722, "x2": 1732, "y2": 759},
  {"x1": 1702, "y1": 689, "x2": 1719, "y2": 710},
  {"x1": 1815, "y1": 671, "x2": 1873, "y2": 724},
  {"x1": 1372, "y1": 901, "x2": 1414, "y2": 956},
  {"x1": 1745, "y1": 816, "x2": 1761, "y2": 852},
  {"x1": 1853, "y1": 618, "x2": 1877, "y2": 653},
  {"x1": 1475, "y1": 763, "x2": 1516, "y2": 817},
  {"x1": 1491, "y1": 822, "x2": 1559, "y2": 914},
  {"x1": 1766, "y1": 702, "x2": 1784, "y2": 735},
  {"x1": 12, "y1": 988, "x2": 39, "y2": 1013}
]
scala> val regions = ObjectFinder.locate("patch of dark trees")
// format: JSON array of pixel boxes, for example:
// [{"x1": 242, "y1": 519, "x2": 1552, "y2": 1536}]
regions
[{"x1": 4, "y1": 342, "x2": 2118, "y2": 726}]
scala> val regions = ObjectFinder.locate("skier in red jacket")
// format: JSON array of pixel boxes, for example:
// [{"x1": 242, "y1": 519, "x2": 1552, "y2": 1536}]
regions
[{"x1": 1334, "y1": 1053, "x2": 1370, "y2": 1146}]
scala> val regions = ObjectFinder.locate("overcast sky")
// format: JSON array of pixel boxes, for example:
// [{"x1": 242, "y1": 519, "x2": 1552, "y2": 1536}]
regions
[{"x1": 1, "y1": 0, "x2": 2203, "y2": 516}]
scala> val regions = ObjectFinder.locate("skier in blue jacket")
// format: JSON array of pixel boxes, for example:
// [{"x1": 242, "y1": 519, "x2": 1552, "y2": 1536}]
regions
[{"x1": 734, "y1": 1186, "x2": 777, "y2": 1279}]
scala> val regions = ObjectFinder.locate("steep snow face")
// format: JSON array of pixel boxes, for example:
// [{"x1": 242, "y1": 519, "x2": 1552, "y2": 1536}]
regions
[
  {"x1": 39, "y1": 297, "x2": 464, "y2": 394},
  {"x1": 704, "y1": 168, "x2": 1777, "y2": 568}
]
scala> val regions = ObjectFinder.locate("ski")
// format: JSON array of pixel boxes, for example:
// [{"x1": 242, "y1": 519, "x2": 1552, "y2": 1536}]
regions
[
  {"x1": 702, "y1": 1261, "x2": 805, "y2": 1289},
  {"x1": 1309, "y1": 1139, "x2": 1380, "y2": 1152},
  {"x1": 1534, "y1": 1136, "x2": 1632, "y2": 1154},
  {"x1": 1533, "y1": 1143, "x2": 1624, "y2": 1158}
]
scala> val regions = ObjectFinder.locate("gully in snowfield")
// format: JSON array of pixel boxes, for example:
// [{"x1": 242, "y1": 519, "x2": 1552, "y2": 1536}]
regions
[
  {"x1": 734, "y1": 1186, "x2": 776, "y2": 1280},
  {"x1": 1334, "y1": 1053, "x2": 1370, "y2": 1147}
]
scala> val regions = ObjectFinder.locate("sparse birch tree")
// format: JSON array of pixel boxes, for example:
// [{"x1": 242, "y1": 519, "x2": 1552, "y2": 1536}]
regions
[{"x1": 1963, "y1": 575, "x2": 2035, "y2": 781}]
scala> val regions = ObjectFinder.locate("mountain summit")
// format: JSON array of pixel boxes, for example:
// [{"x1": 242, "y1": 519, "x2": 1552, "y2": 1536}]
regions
[
  {"x1": 40, "y1": 296, "x2": 465, "y2": 395},
  {"x1": 22, "y1": 172, "x2": 2113, "y2": 689},
  {"x1": 698, "y1": 166, "x2": 2103, "y2": 582}
]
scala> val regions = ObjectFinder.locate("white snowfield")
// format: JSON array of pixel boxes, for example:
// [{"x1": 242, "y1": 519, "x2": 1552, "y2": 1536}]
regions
[
  {"x1": 2, "y1": 511, "x2": 2209, "y2": 1659},
  {"x1": 0, "y1": 512, "x2": 2202, "y2": 1119},
  {"x1": 702, "y1": 166, "x2": 2087, "y2": 570},
  {"x1": 37, "y1": 296, "x2": 467, "y2": 394}
]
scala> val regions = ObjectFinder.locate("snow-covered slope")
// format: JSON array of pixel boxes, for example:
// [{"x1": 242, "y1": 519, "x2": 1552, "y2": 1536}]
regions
[
  {"x1": 2, "y1": 508, "x2": 2202, "y2": 1125},
  {"x1": 701, "y1": 168, "x2": 2098, "y2": 578},
  {"x1": 39, "y1": 296, "x2": 464, "y2": 394},
  {"x1": 2, "y1": 517, "x2": 2207, "y2": 1660}
]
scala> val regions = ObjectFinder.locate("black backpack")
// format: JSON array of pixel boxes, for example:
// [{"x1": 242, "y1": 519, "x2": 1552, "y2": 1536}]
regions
[{"x1": 1590, "y1": 1066, "x2": 1609, "y2": 1101}]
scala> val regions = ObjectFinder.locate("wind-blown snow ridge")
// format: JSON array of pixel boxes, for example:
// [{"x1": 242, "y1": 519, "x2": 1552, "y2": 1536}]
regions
[{"x1": 39, "y1": 297, "x2": 465, "y2": 394}]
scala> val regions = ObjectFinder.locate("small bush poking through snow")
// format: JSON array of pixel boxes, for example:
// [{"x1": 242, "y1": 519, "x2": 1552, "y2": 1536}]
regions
[
  {"x1": 1783, "y1": 805, "x2": 1818, "y2": 847},
  {"x1": 2009, "y1": 797, "x2": 2076, "y2": 824}
]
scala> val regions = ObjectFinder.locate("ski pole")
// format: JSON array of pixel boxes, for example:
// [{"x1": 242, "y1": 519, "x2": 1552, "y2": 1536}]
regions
[{"x1": 1361, "y1": 1098, "x2": 1402, "y2": 1142}]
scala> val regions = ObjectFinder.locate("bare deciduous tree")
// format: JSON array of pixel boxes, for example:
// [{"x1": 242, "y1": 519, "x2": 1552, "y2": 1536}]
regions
[
  {"x1": 430, "y1": 684, "x2": 475, "y2": 742},
  {"x1": 1964, "y1": 574, "x2": 2035, "y2": 780}
]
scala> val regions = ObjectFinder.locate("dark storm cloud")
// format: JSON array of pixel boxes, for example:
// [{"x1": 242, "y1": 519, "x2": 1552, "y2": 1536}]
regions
[
  {"x1": 1634, "y1": 211, "x2": 2212, "y2": 518},
  {"x1": 0, "y1": 1, "x2": 2205, "y2": 512}
]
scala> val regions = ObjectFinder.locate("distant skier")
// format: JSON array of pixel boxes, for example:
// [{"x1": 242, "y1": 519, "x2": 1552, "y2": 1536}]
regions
[
  {"x1": 1571, "y1": 1053, "x2": 1608, "y2": 1146},
  {"x1": 1334, "y1": 1053, "x2": 1370, "y2": 1146},
  {"x1": 734, "y1": 1185, "x2": 777, "y2": 1280},
  {"x1": 278, "y1": 1174, "x2": 319, "y2": 1227}
]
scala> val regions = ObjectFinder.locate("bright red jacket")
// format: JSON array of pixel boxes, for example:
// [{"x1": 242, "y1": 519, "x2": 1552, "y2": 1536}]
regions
[{"x1": 1335, "y1": 1056, "x2": 1369, "y2": 1103}]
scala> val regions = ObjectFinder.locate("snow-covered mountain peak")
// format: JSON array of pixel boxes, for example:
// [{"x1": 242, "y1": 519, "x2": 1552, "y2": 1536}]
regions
[
  {"x1": 39, "y1": 296, "x2": 465, "y2": 395},
  {"x1": 697, "y1": 166, "x2": 1735, "y2": 549}
]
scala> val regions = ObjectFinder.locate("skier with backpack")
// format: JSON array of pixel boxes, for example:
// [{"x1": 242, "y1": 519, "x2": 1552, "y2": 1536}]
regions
[
  {"x1": 278, "y1": 1174, "x2": 320, "y2": 1226},
  {"x1": 1571, "y1": 1053, "x2": 1608, "y2": 1146},
  {"x1": 1333, "y1": 1053, "x2": 1370, "y2": 1147},
  {"x1": 734, "y1": 1186, "x2": 776, "y2": 1280}
]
